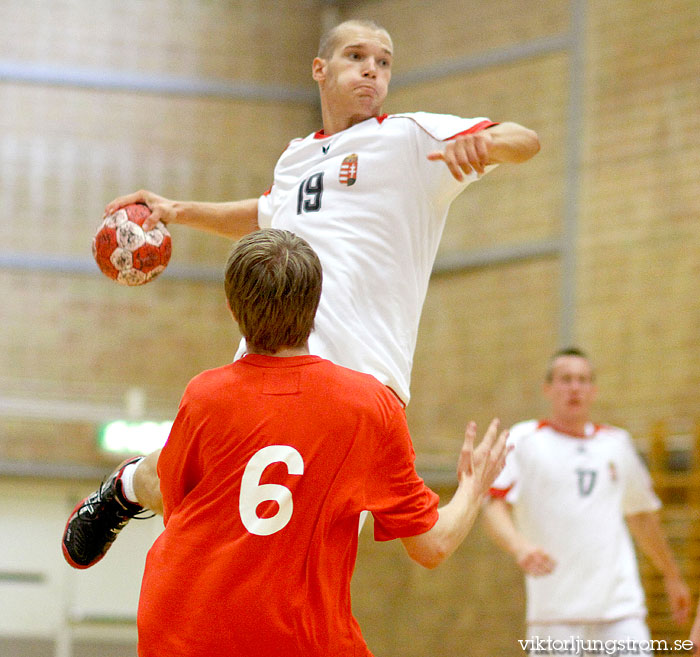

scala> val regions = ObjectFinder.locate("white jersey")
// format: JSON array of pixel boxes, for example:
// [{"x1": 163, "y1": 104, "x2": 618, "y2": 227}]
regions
[
  {"x1": 248, "y1": 112, "x2": 495, "y2": 403},
  {"x1": 490, "y1": 420, "x2": 661, "y2": 624}
]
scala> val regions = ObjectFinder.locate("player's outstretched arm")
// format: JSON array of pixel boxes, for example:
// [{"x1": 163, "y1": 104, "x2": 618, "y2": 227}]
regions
[
  {"x1": 626, "y1": 511, "x2": 691, "y2": 626},
  {"x1": 481, "y1": 497, "x2": 556, "y2": 576},
  {"x1": 483, "y1": 122, "x2": 541, "y2": 164},
  {"x1": 401, "y1": 419, "x2": 509, "y2": 569},
  {"x1": 104, "y1": 190, "x2": 259, "y2": 239},
  {"x1": 427, "y1": 122, "x2": 540, "y2": 181}
]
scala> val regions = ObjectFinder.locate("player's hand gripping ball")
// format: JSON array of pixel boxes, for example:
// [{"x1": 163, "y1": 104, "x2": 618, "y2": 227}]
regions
[{"x1": 92, "y1": 203, "x2": 172, "y2": 286}]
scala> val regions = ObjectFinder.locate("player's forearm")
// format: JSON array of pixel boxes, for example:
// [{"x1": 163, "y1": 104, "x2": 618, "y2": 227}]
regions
[
  {"x1": 486, "y1": 122, "x2": 540, "y2": 164},
  {"x1": 401, "y1": 479, "x2": 482, "y2": 569},
  {"x1": 626, "y1": 511, "x2": 683, "y2": 578},
  {"x1": 481, "y1": 498, "x2": 526, "y2": 557},
  {"x1": 401, "y1": 419, "x2": 509, "y2": 568},
  {"x1": 628, "y1": 510, "x2": 690, "y2": 626},
  {"x1": 170, "y1": 198, "x2": 259, "y2": 240},
  {"x1": 482, "y1": 498, "x2": 558, "y2": 576}
]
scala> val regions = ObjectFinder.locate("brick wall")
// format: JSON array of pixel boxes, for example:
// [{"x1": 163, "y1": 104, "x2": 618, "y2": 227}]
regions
[{"x1": 0, "y1": 0, "x2": 320, "y2": 467}]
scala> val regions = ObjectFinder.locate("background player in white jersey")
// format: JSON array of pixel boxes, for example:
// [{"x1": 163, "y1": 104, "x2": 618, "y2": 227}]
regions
[
  {"x1": 63, "y1": 19, "x2": 540, "y2": 568},
  {"x1": 482, "y1": 347, "x2": 690, "y2": 656}
]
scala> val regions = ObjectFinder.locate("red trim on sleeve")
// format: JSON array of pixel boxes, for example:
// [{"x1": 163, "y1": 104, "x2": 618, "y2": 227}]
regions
[
  {"x1": 443, "y1": 120, "x2": 498, "y2": 141},
  {"x1": 262, "y1": 186, "x2": 272, "y2": 196},
  {"x1": 488, "y1": 484, "x2": 513, "y2": 499}
]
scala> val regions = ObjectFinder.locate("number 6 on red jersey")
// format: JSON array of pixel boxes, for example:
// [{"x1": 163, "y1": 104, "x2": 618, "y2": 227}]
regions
[{"x1": 238, "y1": 445, "x2": 304, "y2": 536}]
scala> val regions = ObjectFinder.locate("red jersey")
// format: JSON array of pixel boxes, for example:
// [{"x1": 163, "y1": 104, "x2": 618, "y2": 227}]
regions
[{"x1": 137, "y1": 354, "x2": 439, "y2": 657}]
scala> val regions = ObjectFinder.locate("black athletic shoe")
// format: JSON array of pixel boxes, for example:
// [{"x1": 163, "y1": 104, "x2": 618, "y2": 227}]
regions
[{"x1": 62, "y1": 456, "x2": 146, "y2": 569}]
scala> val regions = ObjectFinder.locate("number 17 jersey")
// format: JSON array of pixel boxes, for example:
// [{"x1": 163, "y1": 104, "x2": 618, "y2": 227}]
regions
[{"x1": 489, "y1": 420, "x2": 661, "y2": 624}]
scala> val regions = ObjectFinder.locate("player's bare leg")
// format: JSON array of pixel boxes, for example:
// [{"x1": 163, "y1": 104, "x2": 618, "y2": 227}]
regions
[
  {"x1": 62, "y1": 452, "x2": 160, "y2": 569},
  {"x1": 133, "y1": 449, "x2": 164, "y2": 515}
]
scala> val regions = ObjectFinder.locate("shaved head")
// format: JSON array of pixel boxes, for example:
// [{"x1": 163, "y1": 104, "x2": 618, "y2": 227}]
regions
[{"x1": 317, "y1": 19, "x2": 392, "y2": 60}]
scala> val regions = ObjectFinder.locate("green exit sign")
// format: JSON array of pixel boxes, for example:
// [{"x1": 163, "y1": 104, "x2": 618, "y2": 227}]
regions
[{"x1": 98, "y1": 420, "x2": 173, "y2": 455}]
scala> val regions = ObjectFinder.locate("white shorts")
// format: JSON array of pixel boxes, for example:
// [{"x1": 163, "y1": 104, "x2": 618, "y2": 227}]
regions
[{"x1": 525, "y1": 617, "x2": 651, "y2": 657}]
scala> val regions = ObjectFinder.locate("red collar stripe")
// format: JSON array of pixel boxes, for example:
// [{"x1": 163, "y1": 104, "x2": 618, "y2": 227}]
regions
[{"x1": 313, "y1": 114, "x2": 389, "y2": 139}]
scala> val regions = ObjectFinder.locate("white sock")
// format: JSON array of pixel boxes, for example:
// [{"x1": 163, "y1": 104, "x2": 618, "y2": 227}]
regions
[{"x1": 119, "y1": 459, "x2": 143, "y2": 505}]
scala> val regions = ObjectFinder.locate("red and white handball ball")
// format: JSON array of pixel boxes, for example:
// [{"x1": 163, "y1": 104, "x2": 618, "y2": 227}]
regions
[{"x1": 92, "y1": 203, "x2": 172, "y2": 286}]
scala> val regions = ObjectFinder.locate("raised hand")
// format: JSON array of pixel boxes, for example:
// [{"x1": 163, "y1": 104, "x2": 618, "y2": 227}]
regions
[{"x1": 457, "y1": 419, "x2": 510, "y2": 498}]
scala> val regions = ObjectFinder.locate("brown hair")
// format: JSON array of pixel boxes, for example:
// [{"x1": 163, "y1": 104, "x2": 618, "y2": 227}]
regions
[
  {"x1": 545, "y1": 347, "x2": 594, "y2": 382},
  {"x1": 317, "y1": 19, "x2": 391, "y2": 59},
  {"x1": 224, "y1": 229, "x2": 322, "y2": 353}
]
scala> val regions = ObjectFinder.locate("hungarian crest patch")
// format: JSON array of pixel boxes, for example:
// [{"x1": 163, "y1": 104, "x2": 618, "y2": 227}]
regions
[{"x1": 339, "y1": 154, "x2": 358, "y2": 186}]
